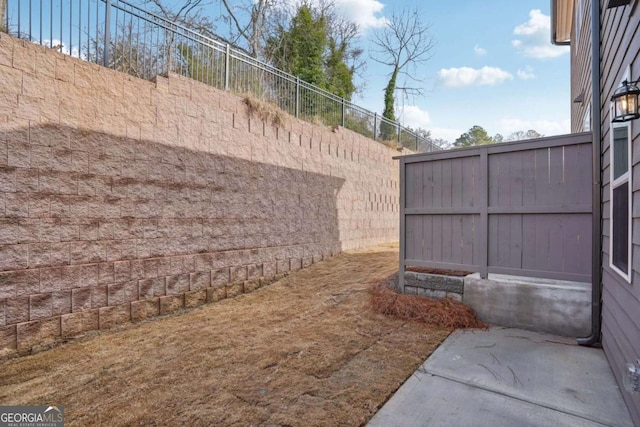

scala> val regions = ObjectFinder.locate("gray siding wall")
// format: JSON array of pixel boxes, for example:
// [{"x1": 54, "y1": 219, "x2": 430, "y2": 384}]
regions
[
  {"x1": 599, "y1": 0, "x2": 640, "y2": 423},
  {"x1": 572, "y1": 0, "x2": 593, "y2": 133}
]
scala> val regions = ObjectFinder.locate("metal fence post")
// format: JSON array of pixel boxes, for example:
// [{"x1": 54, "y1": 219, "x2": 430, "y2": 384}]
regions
[
  {"x1": 373, "y1": 113, "x2": 377, "y2": 140},
  {"x1": 224, "y1": 43, "x2": 230, "y2": 91},
  {"x1": 166, "y1": 24, "x2": 173, "y2": 75},
  {"x1": 104, "y1": 0, "x2": 111, "y2": 67},
  {"x1": 295, "y1": 77, "x2": 300, "y2": 118},
  {"x1": 0, "y1": 0, "x2": 6, "y2": 32},
  {"x1": 341, "y1": 98, "x2": 345, "y2": 127}
]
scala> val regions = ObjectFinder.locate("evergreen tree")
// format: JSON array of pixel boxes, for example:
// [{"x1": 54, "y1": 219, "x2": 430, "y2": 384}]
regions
[
  {"x1": 267, "y1": 6, "x2": 326, "y2": 85},
  {"x1": 289, "y1": 6, "x2": 326, "y2": 86},
  {"x1": 454, "y1": 125, "x2": 494, "y2": 147},
  {"x1": 266, "y1": 4, "x2": 357, "y2": 100},
  {"x1": 325, "y1": 38, "x2": 355, "y2": 100}
]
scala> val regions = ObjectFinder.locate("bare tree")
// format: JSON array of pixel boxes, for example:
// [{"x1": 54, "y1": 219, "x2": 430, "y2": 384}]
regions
[
  {"x1": 144, "y1": 0, "x2": 216, "y2": 36},
  {"x1": 220, "y1": 0, "x2": 283, "y2": 58},
  {"x1": 505, "y1": 129, "x2": 543, "y2": 141},
  {"x1": 0, "y1": 0, "x2": 6, "y2": 32},
  {"x1": 322, "y1": 2, "x2": 365, "y2": 91},
  {"x1": 370, "y1": 8, "x2": 434, "y2": 138}
]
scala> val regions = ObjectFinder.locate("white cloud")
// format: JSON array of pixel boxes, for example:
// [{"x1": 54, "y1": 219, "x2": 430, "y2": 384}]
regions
[
  {"x1": 281, "y1": 0, "x2": 388, "y2": 31},
  {"x1": 517, "y1": 66, "x2": 536, "y2": 80},
  {"x1": 332, "y1": 0, "x2": 389, "y2": 30},
  {"x1": 512, "y1": 10, "x2": 568, "y2": 59},
  {"x1": 430, "y1": 127, "x2": 465, "y2": 143},
  {"x1": 474, "y1": 44, "x2": 487, "y2": 56},
  {"x1": 399, "y1": 105, "x2": 431, "y2": 129},
  {"x1": 499, "y1": 118, "x2": 570, "y2": 136},
  {"x1": 41, "y1": 39, "x2": 82, "y2": 59},
  {"x1": 395, "y1": 106, "x2": 462, "y2": 144},
  {"x1": 438, "y1": 66, "x2": 513, "y2": 87},
  {"x1": 513, "y1": 9, "x2": 549, "y2": 36}
]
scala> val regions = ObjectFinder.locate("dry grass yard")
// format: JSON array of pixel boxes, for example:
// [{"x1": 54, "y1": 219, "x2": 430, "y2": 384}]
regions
[{"x1": 0, "y1": 244, "x2": 453, "y2": 426}]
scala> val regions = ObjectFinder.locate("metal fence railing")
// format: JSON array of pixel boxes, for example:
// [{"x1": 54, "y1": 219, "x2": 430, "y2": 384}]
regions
[{"x1": 2, "y1": 0, "x2": 440, "y2": 152}]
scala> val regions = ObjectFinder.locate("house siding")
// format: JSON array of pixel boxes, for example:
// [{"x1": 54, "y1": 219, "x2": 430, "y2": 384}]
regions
[
  {"x1": 571, "y1": 0, "x2": 592, "y2": 132},
  {"x1": 598, "y1": 1, "x2": 640, "y2": 424}
]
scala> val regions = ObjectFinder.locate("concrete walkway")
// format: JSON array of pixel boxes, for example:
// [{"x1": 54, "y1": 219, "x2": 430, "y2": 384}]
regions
[{"x1": 369, "y1": 327, "x2": 634, "y2": 427}]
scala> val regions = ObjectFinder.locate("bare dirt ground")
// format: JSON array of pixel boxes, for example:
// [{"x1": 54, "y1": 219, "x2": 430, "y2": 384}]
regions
[{"x1": 0, "y1": 244, "x2": 451, "y2": 426}]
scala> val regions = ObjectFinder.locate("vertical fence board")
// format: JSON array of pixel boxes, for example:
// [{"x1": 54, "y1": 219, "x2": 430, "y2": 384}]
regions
[
  {"x1": 509, "y1": 214, "x2": 523, "y2": 268},
  {"x1": 451, "y1": 215, "x2": 463, "y2": 264},
  {"x1": 433, "y1": 161, "x2": 443, "y2": 209},
  {"x1": 462, "y1": 215, "x2": 474, "y2": 265},
  {"x1": 488, "y1": 154, "x2": 501, "y2": 208},
  {"x1": 548, "y1": 146, "x2": 566, "y2": 207},
  {"x1": 405, "y1": 216, "x2": 419, "y2": 260},
  {"x1": 461, "y1": 157, "x2": 476, "y2": 207},
  {"x1": 488, "y1": 215, "x2": 500, "y2": 267},
  {"x1": 422, "y1": 162, "x2": 433, "y2": 209},
  {"x1": 534, "y1": 148, "x2": 549, "y2": 206},
  {"x1": 442, "y1": 160, "x2": 453, "y2": 208},
  {"x1": 473, "y1": 215, "x2": 481, "y2": 265},
  {"x1": 578, "y1": 143, "x2": 593, "y2": 205},
  {"x1": 548, "y1": 215, "x2": 565, "y2": 272},
  {"x1": 563, "y1": 214, "x2": 591, "y2": 274},
  {"x1": 564, "y1": 144, "x2": 583, "y2": 206},
  {"x1": 433, "y1": 215, "x2": 443, "y2": 262},
  {"x1": 522, "y1": 215, "x2": 537, "y2": 270},
  {"x1": 418, "y1": 215, "x2": 425, "y2": 261},
  {"x1": 452, "y1": 159, "x2": 463, "y2": 209},
  {"x1": 508, "y1": 152, "x2": 525, "y2": 208},
  {"x1": 423, "y1": 216, "x2": 433, "y2": 261},
  {"x1": 442, "y1": 215, "x2": 453, "y2": 262},
  {"x1": 534, "y1": 215, "x2": 550, "y2": 271},
  {"x1": 405, "y1": 163, "x2": 421, "y2": 209},
  {"x1": 523, "y1": 150, "x2": 537, "y2": 207}
]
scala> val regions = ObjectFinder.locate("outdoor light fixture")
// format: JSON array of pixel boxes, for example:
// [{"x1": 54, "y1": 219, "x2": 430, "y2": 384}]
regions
[
  {"x1": 611, "y1": 79, "x2": 640, "y2": 122},
  {"x1": 623, "y1": 359, "x2": 640, "y2": 393}
]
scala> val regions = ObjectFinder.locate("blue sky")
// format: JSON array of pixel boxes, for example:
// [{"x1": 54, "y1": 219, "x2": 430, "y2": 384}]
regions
[{"x1": 333, "y1": 0, "x2": 571, "y2": 142}]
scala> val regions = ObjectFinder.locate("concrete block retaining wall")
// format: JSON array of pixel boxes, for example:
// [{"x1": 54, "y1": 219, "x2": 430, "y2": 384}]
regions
[
  {"x1": 0, "y1": 33, "x2": 400, "y2": 353},
  {"x1": 403, "y1": 271, "x2": 464, "y2": 302}
]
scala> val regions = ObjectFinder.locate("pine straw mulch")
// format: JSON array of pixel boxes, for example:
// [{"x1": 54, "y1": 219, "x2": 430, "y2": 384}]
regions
[
  {"x1": 0, "y1": 243, "x2": 484, "y2": 427},
  {"x1": 370, "y1": 282, "x2": 486, "y2": 329}
]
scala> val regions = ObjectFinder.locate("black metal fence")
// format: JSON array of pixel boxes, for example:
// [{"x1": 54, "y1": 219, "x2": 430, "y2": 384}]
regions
[{"x1": 2, "y1": 0, "x2": 440, "y2": 153}]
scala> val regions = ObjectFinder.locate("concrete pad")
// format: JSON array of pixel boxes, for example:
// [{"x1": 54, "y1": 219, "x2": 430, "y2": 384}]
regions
[
  {"x1": 369, "y1": 374, "x2": 605, "y2": 427},
  {"x1": 463, "y1": 273, "x2": 591, "y2": 337},
  {"x1": 369, "y1": 327, "x2": 634, "y2": 427}
]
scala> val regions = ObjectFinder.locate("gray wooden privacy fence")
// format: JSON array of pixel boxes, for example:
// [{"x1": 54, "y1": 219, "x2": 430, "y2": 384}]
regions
[{"x1": 398, "y1": 132, "x2": 593, "y2": 289}]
